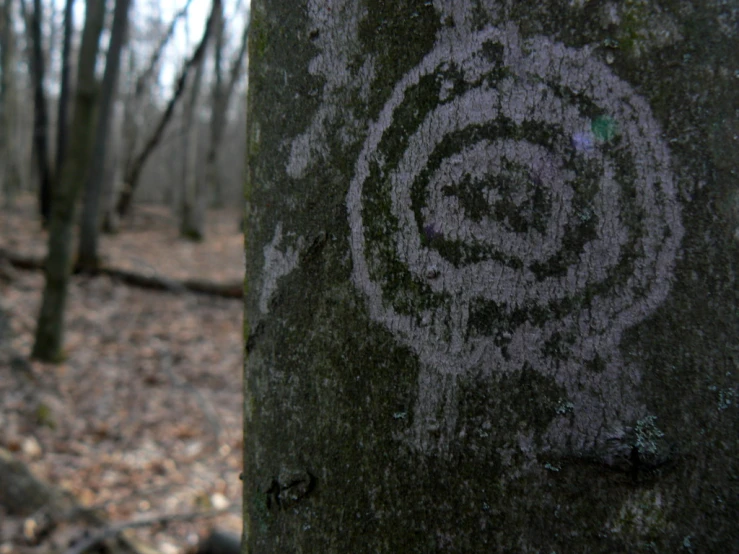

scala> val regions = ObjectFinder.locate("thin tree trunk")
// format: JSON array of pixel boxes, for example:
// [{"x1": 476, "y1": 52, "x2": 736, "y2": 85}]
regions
[
  {"x1": 77, "y1": 0, "x2": 131, "y2": 272},
  {"x1": 203, "y1": 0, "x2": 225, "y2": 211},
  {"x1": 55, "y1": 0, "x2": 74, "y2": 179},
  {"x1": 102, "y1": 45, "x2": 137, "y2": 234},
  {"x1": 179, "y1": 37, "x2": 207, "y2": 241},
  {"x1": 205, "y1": 8, "x2": 248, "y2": 208},
  {"x1": 101, "y1": 0, "x2": 193, "y2": 233},
  {"x1": 32, "y1": 0, "x2": 105, "y2": 362},
  {"x1": 20, "y1": 0, "x2": 53, "y2": 225},
  {"x1": 114, "y1": 0, "x2": 222, "y2": 219},
  {"x1": 0, "y1": 0, "x2": 23, "y2": 206},
  {"x1": 243, "y1": 1, "x2": 739, "y2": 551}
]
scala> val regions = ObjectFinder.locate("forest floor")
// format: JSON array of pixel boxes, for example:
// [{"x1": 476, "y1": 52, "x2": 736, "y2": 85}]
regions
[{"x1": 0, "y1": 196, "x2": 244, "y2": 553}]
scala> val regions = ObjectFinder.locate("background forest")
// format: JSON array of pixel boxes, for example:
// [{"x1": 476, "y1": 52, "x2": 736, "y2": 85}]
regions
[{"x1": 0, "y1": 0, "x2": 248, "y2": 552}]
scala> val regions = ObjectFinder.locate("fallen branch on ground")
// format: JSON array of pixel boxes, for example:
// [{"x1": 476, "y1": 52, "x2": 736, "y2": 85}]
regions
[
  {"x1": 63, "y1": 509, "x2": 233, "y2": 554},
  {"x1": 0, "y1": 247, "x2": 243, "y2": 299}
]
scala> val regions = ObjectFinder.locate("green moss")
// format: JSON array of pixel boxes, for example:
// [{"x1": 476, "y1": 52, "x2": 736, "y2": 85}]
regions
[
  {"x1": 610, "y1": 489, "x2": 670, "y2": 543},
  {"x1": 248, "y1": 4, "x2": 269, "y2": 61},
  {"x1": 35, "y1": 403, "x2": 56, "y2": 429},
  {"x1": 591, "y1": 115, "x2": 619, "y2": 142}
]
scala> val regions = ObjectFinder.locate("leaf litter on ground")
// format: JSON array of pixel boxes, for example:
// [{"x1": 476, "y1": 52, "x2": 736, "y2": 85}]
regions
[{"x1": 0, "y1": 196, "x2": 244, "y2": 553}]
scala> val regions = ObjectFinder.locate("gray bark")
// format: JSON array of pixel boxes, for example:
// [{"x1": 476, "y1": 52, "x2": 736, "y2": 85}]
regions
[
  {"x1": 204, "y1": 4, "x2": 249, "y2": 208},
  {"x1": 102, "y1": 45, "x2": 137, "y2": 234},
  {"x1": 178, "y1": 37, "x2": 207, "y2": 241},
  {"x1": 20, "y1": 0, "x2": 53, "y2": 223},
  {"x1": 243, "y1": 0, "x2": 739, "y2": 552},
  {"x1": 77, "y1": 0, "x2": 131, "y2": 271},
  {"x1": 55, "y1": 0, "x2": 74, "y2": 179},
  {"x1": 32, "y1": 0, "x2": 105, "y2": 361},
  {"x1": 0, "y1": 0, "x2": 23, "y2": 205}
]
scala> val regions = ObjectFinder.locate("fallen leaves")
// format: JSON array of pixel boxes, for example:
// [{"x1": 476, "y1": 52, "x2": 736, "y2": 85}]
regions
[{"x1": 0, "y1": 196, "x2": 244, "y2": 552}]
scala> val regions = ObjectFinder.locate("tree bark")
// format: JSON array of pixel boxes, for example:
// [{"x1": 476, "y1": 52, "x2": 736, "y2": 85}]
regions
[
  {"x1": 205, "y1": 7, "x2": 249, "y2": 209},
  {"x1": 203, "y1": 0, "x2": 225, "y2": 211},
  {"x1": 178, "y1": 32, "x2": 207, "y2": 241},
  {"x1": 0, "y1": 0, "x2": 23, "y2": 206},
  {"x1": 77, "y1": 0, "x2": 131, "y2": 271},
  {"x1": 243, "y1": 1, "x2": 739, "y2": 551},
  {"x1": 55, "y1": 0, "x2": 74, "y2": 179},
  {"x1": 32, "y1": 0, "x2": 105, "y2": 361},
  {"x1": 21, "y1": 0, "x2": 53, "y2": 224}
]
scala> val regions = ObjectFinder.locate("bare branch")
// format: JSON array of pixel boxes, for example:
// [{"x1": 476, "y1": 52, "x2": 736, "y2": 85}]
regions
[
  {"x1": 133, "y1": 0, "x2": 194, "y2": 98},
  {"x1": 116, "y1": 0, "x2": 223, "y2": 217}
]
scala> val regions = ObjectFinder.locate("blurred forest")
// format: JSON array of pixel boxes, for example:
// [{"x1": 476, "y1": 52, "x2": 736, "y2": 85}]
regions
[{"x1": 0, "y1": 0, "x2": 248, "y2": 552}]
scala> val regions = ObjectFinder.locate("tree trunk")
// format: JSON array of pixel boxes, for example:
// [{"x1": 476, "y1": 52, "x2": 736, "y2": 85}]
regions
[
  {"x1": 0, "y1": 0, "x2": 23, "y2": 206},
  {"x1": 21, "y1": 0, "x2": 53, "y2": 224},
  {"x1": 32, "y1": 0, "x2": 105, "y2": 362},
  {"x1": 55, "y1": 0, "x2": 74, "y2": 179},
  {"x1": 203, "y1": 0, "x2": 225, "y2": 210},
  {"x1": 102, "y1": 45, "x2": 137, "y2": 234},
  {"x1": 243, "y1": 1, "x2": 739, "y2": 551},
  {"x1": 205, "y1": 7, "x2": 249, "y2": 209},
  {"x1": 102, "y1": 0, "x2": 193, "y2": 233},
  {"x1": 77, "y1": 0, "x2": 131, "y2": 271},
  {"x1": 179, "y1": 41, "x2": 207, "y2": 241}
]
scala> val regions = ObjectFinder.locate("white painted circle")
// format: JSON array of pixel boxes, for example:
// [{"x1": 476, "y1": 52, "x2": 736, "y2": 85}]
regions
[{"x1": 347, "y1": 25, "x2": 682, "y2": 377}]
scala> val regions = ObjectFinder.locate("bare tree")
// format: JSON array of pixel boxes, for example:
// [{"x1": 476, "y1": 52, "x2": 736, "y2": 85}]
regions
[
  {"x1": 205, "y1": 6, "x2": 249, "y2": 209},
  {"x1": 77, "y1": 0, "x2": 132, "y2": 271},
  {"x1": 103, "y1": 0, "x2": 195, "y2": 225},
  {"x1": 55, "y1": 0, "x2": 74, "y2": 179},
  {"x1": 0, "y1": 0, "x2": 23, "y2": 206},
  {"x1": 178, "y1": 14, "x2": 209, "y2": 241},
  {"x1": 32, "y1": 0, "x2": 106, "y2": 361},
  {"x1": 112, "y1": 0, "x2": 222, "y2": 220},
  {"x1": 19, "y1": 0, "x2": 53, "y2": 224}
]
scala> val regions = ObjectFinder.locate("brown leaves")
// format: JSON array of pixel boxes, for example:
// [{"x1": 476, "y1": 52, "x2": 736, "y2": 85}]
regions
[{"x1": 0, "y1": 195, "x2": 244, "y2": 552}]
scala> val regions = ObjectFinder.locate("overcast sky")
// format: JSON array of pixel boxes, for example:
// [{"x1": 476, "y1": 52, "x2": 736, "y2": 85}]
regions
[
  {"x1": 55, "y1": 0, "x2": 250, "y2": 100},
  {"x1": 59, "y1": 0, "x2": 249, "y2": 86}
]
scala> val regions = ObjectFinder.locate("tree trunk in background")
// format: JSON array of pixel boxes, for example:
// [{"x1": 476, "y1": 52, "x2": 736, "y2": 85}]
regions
[
  {"x1": 178, "y1": 39, "x2": 206, "y2": 241},
  {"x1": 22, "y1": 0, "x2": 53, "y2": 225},
  {"x1": 0, "y1": 0, "x2": 23, "y2": 206},
  {"x1": 243, "y1": 1, "x2": 738, "y2": 551},
  {"x1": 77, "y1": 0, "x2": 131, "y2": 271},
  {"x1": 55, "y1": 0, "x2": 74, "y2": 180},
  {"x1": 102, "y1": 0, "x2": 194, "y2": 233},
  {"x1": 178, "y1": 32, "x2": 210, "y2": 241},
  {"x1": 203, "y1": 0, "x2": 224, "y2": 210},
  {"x1": 102, "y1": 46, "x2": 137, "y2": 234},
  {"x1": 205, "y1": 5, "x2": 248, "y2": 209},
  {"x1": 32, "y1": 0, "x2": 105, "y2": 362}
]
